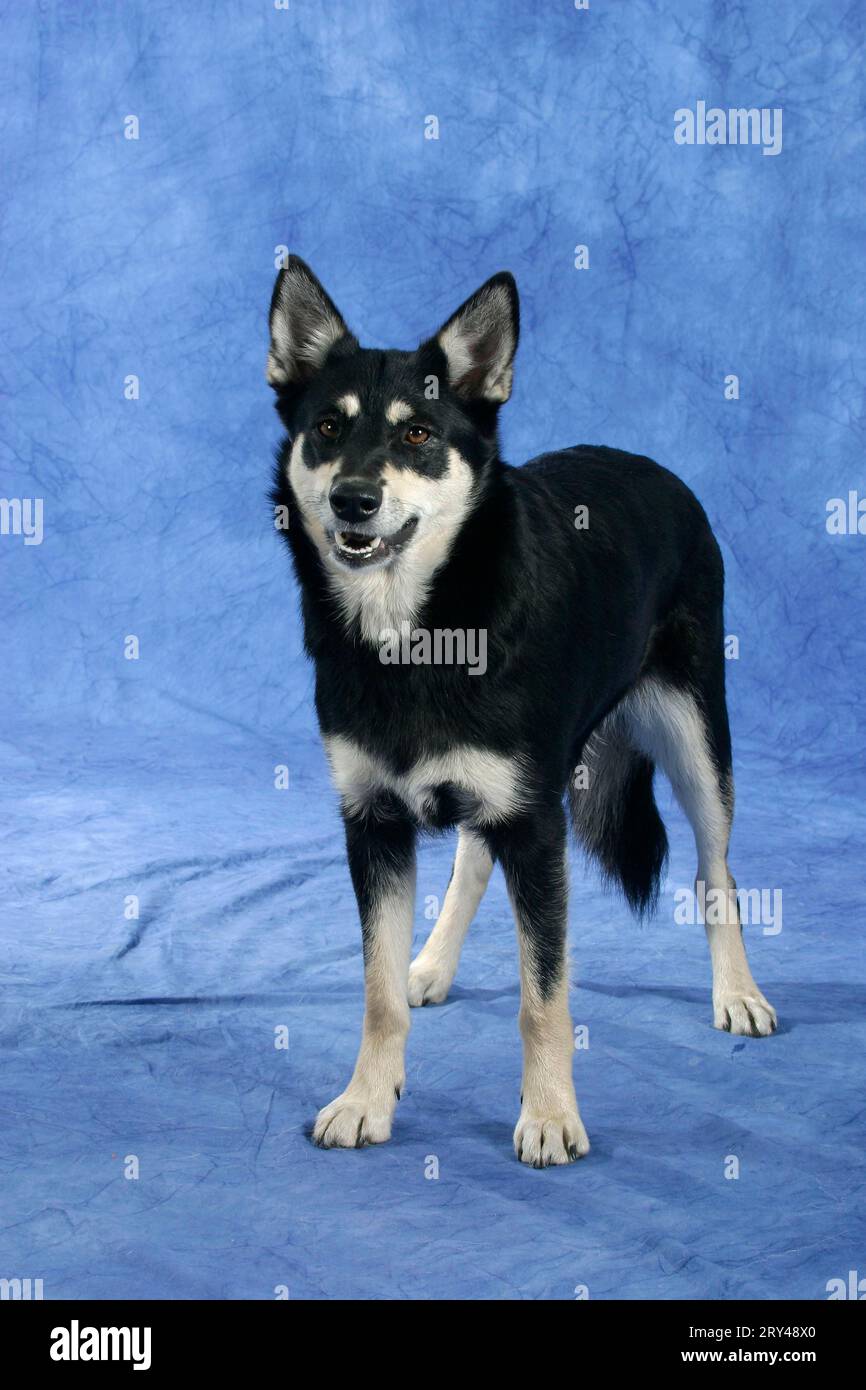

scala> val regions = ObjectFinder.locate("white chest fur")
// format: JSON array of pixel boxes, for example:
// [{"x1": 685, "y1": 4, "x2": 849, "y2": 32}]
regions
[{"x1": 324, "y1": 735, "x2": 525, "y2": 827}]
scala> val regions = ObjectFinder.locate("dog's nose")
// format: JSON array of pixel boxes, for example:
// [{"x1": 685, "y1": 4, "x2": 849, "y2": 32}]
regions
[{"x1": 329, "y1": 478, "x2": 382, "y2": 524}]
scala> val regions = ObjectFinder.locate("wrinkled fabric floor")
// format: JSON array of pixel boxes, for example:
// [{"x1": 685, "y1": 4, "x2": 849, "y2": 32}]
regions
[{"x1": 2, "y1": 724, "x2": 864, "y2": 1300}]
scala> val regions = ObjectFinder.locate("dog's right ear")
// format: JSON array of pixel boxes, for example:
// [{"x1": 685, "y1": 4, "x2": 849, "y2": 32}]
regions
[{"x1": 266, "y1": 256, "x2": 358, "y2": 388}]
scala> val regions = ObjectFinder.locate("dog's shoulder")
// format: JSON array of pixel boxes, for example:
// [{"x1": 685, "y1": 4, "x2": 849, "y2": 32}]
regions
[{"x1": 510, "y1": 444, "x2": 711, "y2": 534}]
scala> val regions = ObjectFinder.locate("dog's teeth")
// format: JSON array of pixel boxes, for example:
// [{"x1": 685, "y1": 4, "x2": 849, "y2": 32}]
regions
[{"x1": 335, "y1": 532, "x2": 383, "y2": 558}]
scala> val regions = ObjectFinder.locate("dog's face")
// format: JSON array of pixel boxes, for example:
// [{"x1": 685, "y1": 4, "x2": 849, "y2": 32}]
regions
[{"x1": 267, "y1": 258, "x2": 519, "y2": 575}]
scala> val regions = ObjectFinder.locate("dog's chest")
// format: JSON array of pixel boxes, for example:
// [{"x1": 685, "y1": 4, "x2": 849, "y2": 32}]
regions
[{"x1": 324, "y1": 734, "x2": 524, "y2": 828}]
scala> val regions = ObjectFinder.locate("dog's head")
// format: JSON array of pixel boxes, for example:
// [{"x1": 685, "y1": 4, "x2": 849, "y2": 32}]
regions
[{"x1": 267, "y1": 257, "x2": 518, "y2": 573}]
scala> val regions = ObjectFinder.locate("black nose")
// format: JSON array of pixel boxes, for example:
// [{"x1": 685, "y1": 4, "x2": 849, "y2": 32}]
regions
[{"x1": 329, "y1": 478, "x2": 382, "y2": 524}]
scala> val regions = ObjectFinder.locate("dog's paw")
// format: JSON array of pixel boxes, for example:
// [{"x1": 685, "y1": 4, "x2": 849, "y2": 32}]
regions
[
  {"x1": 714, "y1": 992, "x2": 777, "y2": 1037},
  {"x1": 312, "y1": 1091, "x2": 395, "y2": 1149},
  {"x1": 408, "y1": 955, "x2": 453, "y2": 1007},
  {"x1": 514, "y1": 1109, "x2": 590, "y2": 1168}
]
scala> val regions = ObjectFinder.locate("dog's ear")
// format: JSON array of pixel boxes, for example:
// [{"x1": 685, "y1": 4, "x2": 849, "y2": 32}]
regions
[
  {"x1": 427, "y1": 272, "x2": 519, "y2": 404},
  {"x1": 267, "y1": 256, "x2": 358, "y2": 388}
]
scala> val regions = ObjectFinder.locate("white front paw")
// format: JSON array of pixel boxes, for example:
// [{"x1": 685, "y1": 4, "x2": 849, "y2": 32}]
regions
[
  {"x1": 514, "y1": 1108, "x2": 590, "y2": 1168},
  {"x1": 714, "y1": 991, "x2": 777, "y2": 1036},
  {"x1": 312, "y1": 1088, "x2": 398, "y2": 1148}
]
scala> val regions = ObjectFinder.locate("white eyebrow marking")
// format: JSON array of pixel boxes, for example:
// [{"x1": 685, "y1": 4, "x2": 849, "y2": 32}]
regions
[
  {"x1": 337, "y1": 393, "x2": 361, "y2": 417},
  {"x1": 386, "y1": 399, "x2": 414, "y2": 425}
]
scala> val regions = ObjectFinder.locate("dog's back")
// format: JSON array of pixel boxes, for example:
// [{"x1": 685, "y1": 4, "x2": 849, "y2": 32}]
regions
[{"x1": 505, "y1": 443, "x2": 721, "y2": 708}]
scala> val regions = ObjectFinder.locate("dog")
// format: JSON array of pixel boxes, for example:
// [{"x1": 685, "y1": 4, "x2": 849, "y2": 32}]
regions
[{"x1": 267, "y1": 256, "x2": 777, "y2": 1167}]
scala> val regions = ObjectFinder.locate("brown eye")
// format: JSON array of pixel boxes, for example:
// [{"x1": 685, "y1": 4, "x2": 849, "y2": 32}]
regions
[
  {"x1": 317, "y1": 417, "x2": 340, "y2": 439},
  {"x1": 404, "y1": 425, "x2": 430, "y2": 446}
]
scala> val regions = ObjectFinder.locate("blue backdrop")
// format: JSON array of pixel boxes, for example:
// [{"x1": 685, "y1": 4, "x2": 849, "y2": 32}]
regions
[{"x1": 1, "y1": 0, "x2": 864, "y2": 1300}]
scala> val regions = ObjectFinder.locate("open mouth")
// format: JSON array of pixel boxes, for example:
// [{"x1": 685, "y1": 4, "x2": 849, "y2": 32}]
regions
[{"x1": 331, "y1": 516, "x2": 419, "y2": 567}]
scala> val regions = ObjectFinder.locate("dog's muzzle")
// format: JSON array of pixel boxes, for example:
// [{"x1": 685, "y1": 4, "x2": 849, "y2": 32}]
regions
[
  {"x1": 325, "y1": 476, "x2": 418, "y2": 567},
  {"x1": 328, "y1": 515, "x2": 419, "y2": 568}
]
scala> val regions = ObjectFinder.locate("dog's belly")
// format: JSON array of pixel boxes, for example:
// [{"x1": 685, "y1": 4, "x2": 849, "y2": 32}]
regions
[{"x1": 324, "y1": 735, "x2": 525, "y2": 828}]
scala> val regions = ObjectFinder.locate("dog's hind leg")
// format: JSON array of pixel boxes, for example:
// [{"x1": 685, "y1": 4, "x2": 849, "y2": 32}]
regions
[
  {"x1": 488, "y1": 804, "x2": 590, "y2": 1167},
  {"x1": 408, "y1": 828, "x2": 493, "y2": 1006},
  {"x1": 313, "y1": 798, "x2": 416, "y2": 1148},
  {"x1": 626, "y1": 675, "x2": 777, "y2": 1037}
]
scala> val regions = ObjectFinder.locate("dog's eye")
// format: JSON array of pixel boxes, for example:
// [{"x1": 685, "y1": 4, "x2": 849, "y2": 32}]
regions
[
  {"x1": 404, "y1": 425, "x2": 430, "y2": 446},
  {"x1": 317, "y1": 417, "x2": 341, "y2": 440}
]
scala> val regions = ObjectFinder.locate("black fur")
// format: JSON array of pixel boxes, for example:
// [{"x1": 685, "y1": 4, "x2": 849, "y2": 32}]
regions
[{"x1": 343, "y1": 797, "x2": 416, "y2": 962}]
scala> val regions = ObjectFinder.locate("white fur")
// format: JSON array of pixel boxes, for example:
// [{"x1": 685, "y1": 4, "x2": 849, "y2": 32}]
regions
[
  {"x1": 385, "y1": 399, "x2": 413, "y2": 425},
  {"x1": 408, "y1": 829, "x2": 493, "y2": 1005},
  {"x1": 325, "y1": 735, "x2": 525, "y2": 828},
  {"x1": 287, "y1": 433, "x2": 341, "y2": 555},
  {"x1": 337, "y1": 393, "x2": 361, "y2": 417}
]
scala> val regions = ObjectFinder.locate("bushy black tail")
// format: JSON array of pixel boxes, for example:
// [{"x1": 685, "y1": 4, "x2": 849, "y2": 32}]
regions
[{"x1": 568, "y1": 708, "x2": 668, "y2": 917}]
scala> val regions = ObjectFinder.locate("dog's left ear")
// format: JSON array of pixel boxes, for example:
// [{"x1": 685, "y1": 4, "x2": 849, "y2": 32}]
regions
[{"x1": 427, "y1": 272, "x2": 519, "y2": 404}]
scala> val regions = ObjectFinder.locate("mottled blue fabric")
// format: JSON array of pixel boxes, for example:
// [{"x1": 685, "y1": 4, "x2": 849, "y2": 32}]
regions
[{"x1": 1, "y1": 1, "x2": 864, "y2": 1300}]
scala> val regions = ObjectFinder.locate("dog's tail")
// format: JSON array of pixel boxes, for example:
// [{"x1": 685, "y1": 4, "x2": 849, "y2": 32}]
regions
[{"x1": 568, "y1": 703, "x2": 668, "y2": 917}]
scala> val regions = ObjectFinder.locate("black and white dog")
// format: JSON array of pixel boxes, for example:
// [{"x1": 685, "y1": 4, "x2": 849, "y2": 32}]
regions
[{"x1": 267, "y1": 257, "x2": 776, "y2": 1167}]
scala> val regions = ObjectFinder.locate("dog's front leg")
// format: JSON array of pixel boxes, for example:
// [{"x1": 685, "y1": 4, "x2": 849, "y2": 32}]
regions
[
  {"x1": 313, "y1": 799, "x2": 416, "y2": 1149},
  {"x1": 490, "y1": 805, "x2": 590, "y2": 1167}
]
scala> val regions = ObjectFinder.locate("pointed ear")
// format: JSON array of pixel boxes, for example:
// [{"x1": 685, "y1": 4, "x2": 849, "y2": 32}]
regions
[
  {"x1": 429, "y1": 272, "x2": 519, "y2": 404},
  {"x1": 266, "y1": 256, "x2": 358, "y2": 388}
]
